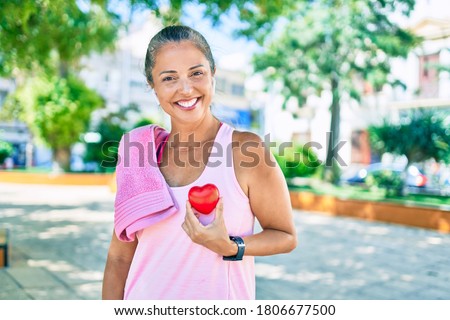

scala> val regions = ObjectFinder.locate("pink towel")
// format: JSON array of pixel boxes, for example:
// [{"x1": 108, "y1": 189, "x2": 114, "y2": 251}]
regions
[{"x1": 114, "y1": 124, "x2": 178, "y2": 242}]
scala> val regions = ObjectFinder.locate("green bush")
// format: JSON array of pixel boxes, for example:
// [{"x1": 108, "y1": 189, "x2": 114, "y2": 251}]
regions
[
  {"x1": 366, "y1": 170, "x2": 405, "y2": 197},
  {"x1": 83, "y1": 112, "x2": 158, "y2": 172},
  {"x1": 132, "y1": 117, "x2": 154, "y2": 129},
  {"x1": 274, "y1": 143, "x2": 321, "y2": 179},
  {"x1": 83, "y1": 120, "x2": 123, "y2": 172},
  {"x1": 0, "y1": 140, "x2": 13, "y2": 165}
]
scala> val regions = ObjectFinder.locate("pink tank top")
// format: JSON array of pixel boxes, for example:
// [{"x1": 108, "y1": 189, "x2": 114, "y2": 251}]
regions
[{"x1": 124, "y1": 123, "x2": 255, "y2": 299}]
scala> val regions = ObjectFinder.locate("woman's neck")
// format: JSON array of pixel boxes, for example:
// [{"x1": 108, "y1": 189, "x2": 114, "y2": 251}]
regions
[{"x1": 169, "y1": 115, "x2": 221, "y2": 146}]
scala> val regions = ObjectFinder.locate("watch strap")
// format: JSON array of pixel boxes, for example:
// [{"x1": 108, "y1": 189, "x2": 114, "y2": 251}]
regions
[{"x1": 223, "y1": 236, "x2": 245, "y2": 261}]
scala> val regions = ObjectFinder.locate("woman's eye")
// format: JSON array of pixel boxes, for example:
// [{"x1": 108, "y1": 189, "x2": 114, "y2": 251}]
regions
[
  {"x1": 162, "y1": 76, "x2": 175, "y2": 82},
  {"x1": 192, "y1": 71, "x2": 203, "y2": 77}
]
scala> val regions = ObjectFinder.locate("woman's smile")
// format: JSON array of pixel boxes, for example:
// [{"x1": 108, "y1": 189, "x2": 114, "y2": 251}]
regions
[{"x1": 175, "y1": 97, "x2": 200, "y2": 110}]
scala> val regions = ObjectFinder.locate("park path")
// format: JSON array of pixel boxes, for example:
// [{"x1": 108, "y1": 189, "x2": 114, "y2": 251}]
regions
[{"x1": 0, "y1": 183, "x2": 449, "y2": 300}]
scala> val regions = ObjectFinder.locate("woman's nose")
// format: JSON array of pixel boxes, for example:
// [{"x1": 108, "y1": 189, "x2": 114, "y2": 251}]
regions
[{"x1": 178, "y1": 78, "x2": 193, "y2": 95}]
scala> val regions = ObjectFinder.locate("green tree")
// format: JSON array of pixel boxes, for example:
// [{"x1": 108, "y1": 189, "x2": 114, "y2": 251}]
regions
[
  {"x1": 2, "y1": 76, "x2": 104, "y2": 171},
  {"x1": 368, "y1": 109, "x2": 450, "y2": 166},
  {"x1": 0, "y1": 0, "x2": 119, "y2": 171},
  {"x1": 0, "y1": 0, "x2": 118, "y2": 77},
  {"x1": 251, "y1": 0, "x2": 420, "y2": 184}
]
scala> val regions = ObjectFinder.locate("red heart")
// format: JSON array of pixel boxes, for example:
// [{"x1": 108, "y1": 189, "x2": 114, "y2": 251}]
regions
[{"x1": 188, "y1": 184, "x2": 220, "y2": 215}]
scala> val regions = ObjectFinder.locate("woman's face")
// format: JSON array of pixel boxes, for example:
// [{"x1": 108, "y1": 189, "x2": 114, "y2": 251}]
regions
[{"x1": 151, "y1": 41, "x2": 215, "y2": 125}]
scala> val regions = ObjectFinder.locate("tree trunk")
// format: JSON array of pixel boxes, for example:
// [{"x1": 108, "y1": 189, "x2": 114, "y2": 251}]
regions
[
  {"x1": 324, "y1": 74, "x2": 341, "y2": 184},
  {"x1": 53, "y1": 147, "x2": 71, "y2": 172},
  {"x1": 59, "y1": 61, "x2": 69, "y2": 79},
  {"x1": 401, "y1": 159, "x2": 410, "y2": 197}
]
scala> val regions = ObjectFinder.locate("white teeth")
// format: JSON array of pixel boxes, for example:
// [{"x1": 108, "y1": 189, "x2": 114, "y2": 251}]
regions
[{"x1": 177, "y1": 98, "x2": 197, "y2": 108}]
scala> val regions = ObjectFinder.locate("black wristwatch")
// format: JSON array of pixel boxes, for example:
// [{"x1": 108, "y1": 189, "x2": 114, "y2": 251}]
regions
[{"x1": 223, "y1": 236, "x2": 245, "y2": 261}]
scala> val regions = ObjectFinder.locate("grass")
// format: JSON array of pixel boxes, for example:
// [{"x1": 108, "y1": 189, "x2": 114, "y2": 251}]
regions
[{"x1": 289, "y1": 179, "x2": 450, "y2": 209}]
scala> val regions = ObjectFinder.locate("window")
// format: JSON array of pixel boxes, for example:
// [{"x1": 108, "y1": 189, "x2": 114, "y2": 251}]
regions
[
  {"x1": 215, "y1": 77, "x2": 226, "y2": 92},
  {"x1": 418, "y1": 53, "x2": 439, "y2": 98},
  {"x1": 130, "y1": 80, "x2": 147, "y2": 89},
  {"x1": 231, "y1": 84, "x2": 244, "y2": 97}
]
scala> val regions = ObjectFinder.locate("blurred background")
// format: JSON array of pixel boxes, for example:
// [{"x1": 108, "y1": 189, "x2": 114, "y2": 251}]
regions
[
  {"x1": 0, "y1": 0, "x2": 449, "y2": 197},
  {"x1": 0, "y1": 0, "x2": 449, "y2": 300}
]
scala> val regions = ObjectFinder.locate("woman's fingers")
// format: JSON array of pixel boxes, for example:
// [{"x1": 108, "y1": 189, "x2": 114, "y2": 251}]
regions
[
  {"x1": 183, "y1": 200, "x2": 202, "y2": 239},
  {"x1": 209, "y1": 197, "x2": 225, "y2": 229},
  {"x1": 181, "y1": 221, "x2": 189, "y2": 234},
  {"x1": 185, "y1": 200, "x2": 200, "y2": 223},
  {"x1": 214, "y1": 198, "x2": 224, "y2": 221}
]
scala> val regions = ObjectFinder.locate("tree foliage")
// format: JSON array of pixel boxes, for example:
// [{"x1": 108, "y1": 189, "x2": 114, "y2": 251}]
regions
[
  {"x1": 0, "y1": 0, "x2": 119, "y2": 77},
  {"x1": 125, "y1": 0, "x2": 297, "y2": 32},
  {"x1": 251, "y1": 0, "x2": 420, "y2": 183},
  {"x1": 368, "y1": 109, "x2": 450, "y2": 165}
]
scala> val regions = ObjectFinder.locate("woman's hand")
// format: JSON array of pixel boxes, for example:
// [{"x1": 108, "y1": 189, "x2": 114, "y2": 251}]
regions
[{"x1": 182, "y1": 198, "x2": 238, "y2": 257}]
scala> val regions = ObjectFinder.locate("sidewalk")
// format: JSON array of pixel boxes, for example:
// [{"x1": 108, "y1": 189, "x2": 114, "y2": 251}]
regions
[{"x1": 0, "y1": 183, "x2": 449, "y2": 300}]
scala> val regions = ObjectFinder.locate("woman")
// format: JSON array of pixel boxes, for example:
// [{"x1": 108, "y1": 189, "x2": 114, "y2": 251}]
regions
[{"x1": 102, "y1": 25, "x2": 297, "y2": 300}]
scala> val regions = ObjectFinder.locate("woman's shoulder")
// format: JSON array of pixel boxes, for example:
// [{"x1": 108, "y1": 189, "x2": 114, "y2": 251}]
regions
[
  {"x1": 232, "y1": 129, "x2": 263, "y2": 145},
  {"x1": 231, "y1": 129, "x2": 276, "y2": 169}
]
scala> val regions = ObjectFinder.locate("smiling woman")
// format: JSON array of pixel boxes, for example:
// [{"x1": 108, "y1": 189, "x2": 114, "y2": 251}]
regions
[{"x1": 102, "y1": 25, "x2": 297, "y2": 300}]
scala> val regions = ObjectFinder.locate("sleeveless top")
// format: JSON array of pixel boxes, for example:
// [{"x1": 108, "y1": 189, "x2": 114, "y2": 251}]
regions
[{"x1": 123, "y1": 123, "x2": 256, "y2": 299}]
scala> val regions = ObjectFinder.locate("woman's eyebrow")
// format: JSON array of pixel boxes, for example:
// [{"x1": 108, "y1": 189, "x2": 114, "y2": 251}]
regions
[
  {"x1": 159, "y1": 64, "x2": 204, "y2": 76},
  {"x1": 159, "y1": 70, "x2": 177, "y2": 76},
  {"x1": 189, "y1": 64, "x2": 205, "y2": 70}
]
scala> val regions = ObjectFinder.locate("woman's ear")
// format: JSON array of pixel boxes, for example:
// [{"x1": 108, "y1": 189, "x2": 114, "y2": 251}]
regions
[
  {"x1": 212, "y1": 78, "x2": 216, "y2": 93},
  {"x1": 152, "y1": 90, "x2": 160, "y2": 105}
]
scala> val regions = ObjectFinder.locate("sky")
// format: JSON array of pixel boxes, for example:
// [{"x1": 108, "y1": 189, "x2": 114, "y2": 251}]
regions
[{"x1": 408, "y1": 0, "x2": 450, "y2": 23}]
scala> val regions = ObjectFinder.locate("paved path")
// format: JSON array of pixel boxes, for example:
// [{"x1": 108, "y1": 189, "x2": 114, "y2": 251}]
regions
[{"x1": 0, "y1": 183, "x2": 449, "y2": 300}]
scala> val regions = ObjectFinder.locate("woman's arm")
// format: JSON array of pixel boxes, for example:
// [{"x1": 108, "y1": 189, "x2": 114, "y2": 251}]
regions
[
  {"x1": 181, "y1": 131, "x2": 297, "y2": 257},
  {"x1": 102, "y1": 231, "x2": 138, "y2": 299},
  {"x1": 233, "y1": 131, "x2": 297, "y2": 256}
]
